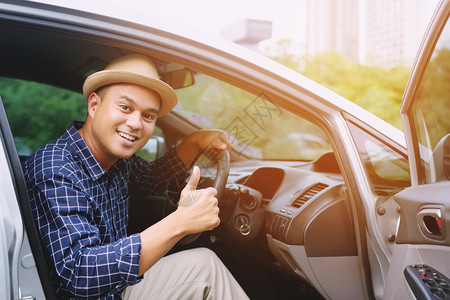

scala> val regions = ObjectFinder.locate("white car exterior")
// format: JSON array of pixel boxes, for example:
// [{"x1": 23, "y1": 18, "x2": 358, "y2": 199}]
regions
[{"x1": 0, "y1": 0, "x2": 448, "y2": 299}]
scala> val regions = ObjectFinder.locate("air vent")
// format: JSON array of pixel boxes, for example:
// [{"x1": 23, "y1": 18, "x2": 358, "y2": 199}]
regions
[{"x1": 291, "y1": 183, "x2": 329, "y2": 208}]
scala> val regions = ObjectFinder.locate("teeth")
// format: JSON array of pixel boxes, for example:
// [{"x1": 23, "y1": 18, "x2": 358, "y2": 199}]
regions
[{"x1": 118, "y1": 131, "x2": 136, "y2": 141}]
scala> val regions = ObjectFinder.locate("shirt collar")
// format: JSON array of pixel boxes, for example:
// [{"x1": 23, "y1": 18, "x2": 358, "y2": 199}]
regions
[{"x1": 66, "y1": 121, "x2": 106, "y2": 181}]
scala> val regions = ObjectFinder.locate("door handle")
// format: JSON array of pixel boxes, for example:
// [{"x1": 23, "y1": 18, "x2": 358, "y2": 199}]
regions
[{"x1": 417, "y1": 208, "x2": 443, "y2": 237}]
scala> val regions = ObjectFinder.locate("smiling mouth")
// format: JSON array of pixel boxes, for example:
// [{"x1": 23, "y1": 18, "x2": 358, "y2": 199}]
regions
[{"x1": 118, "y1": 131, "x2": 138, "y2": 142}]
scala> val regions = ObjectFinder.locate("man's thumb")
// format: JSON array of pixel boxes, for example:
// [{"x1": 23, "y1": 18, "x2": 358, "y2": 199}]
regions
[{"x1": 185, "y1": 166, "x2": 200, "y2": 191}]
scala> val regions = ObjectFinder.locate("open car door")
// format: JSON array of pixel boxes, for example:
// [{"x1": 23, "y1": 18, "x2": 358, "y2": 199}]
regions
[{"x1": 383, "y1": 0, "x2": 450, "y2": 299}]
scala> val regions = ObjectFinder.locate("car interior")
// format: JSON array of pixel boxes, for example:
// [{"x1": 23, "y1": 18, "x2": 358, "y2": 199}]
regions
[{"x1": 0, "y1": 4, "x2": 419, "y2": 299}]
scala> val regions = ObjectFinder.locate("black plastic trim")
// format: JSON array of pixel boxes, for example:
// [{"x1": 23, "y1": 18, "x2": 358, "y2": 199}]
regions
[{"x1": 404, "y1": 264, "x2": 450, "y2": 299}]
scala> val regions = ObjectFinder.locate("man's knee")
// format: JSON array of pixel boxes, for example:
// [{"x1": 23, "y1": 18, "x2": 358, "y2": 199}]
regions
[
  {"x1": 181, "y1": 247, "x2": 220, "y2": 269},
  {"x1": 190, "y1": 247, "x2": 217, "y2": 259}
]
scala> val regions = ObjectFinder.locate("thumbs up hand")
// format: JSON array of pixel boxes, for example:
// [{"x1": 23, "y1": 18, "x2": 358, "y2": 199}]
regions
[
  {"x1": 176, "y1": 166, "x2": 220, "y2": 234},
  {"x1": 179, "y1": 166, "x2": 201, "y2": 207}
]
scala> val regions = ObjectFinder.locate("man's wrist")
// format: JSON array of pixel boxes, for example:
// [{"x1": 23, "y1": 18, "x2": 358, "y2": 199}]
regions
[{"x1": 175, "y1": 137, "x2": 201, "y2": 167}]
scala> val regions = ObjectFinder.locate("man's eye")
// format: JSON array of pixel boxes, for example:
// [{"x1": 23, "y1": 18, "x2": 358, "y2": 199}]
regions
[
  {"x1": 120, "y1": 105, "x2": 130, "y2": 111},
  {"x1": 143, "y1": 114, "x2": 156, "y2": 122}
]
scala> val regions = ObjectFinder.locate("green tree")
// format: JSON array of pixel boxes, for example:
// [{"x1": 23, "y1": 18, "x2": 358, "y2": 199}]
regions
[
  {"x1": 265, "y1": 42, "x2": 410, "y2": 130},
  {"x1": 0, "y1": 77, "x2": 87, "y2": 153}
]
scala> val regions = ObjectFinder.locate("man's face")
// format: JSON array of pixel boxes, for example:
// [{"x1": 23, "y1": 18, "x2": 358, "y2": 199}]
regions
[{"x1": 88, "y1": 83, "x2": 160, "y2": 167}]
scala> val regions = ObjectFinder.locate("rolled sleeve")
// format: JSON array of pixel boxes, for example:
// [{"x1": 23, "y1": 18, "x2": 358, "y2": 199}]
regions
[{"x1": 113, "y1": 233, "x2": 142, "y2": 284}]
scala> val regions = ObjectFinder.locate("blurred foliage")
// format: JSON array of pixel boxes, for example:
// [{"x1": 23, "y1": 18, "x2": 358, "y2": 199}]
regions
[
  {"x1": 0, "y1": 77, "x2": 87, "y2": 154},
  {"x1": 264, "y1": 39, "x2": 411, "y2": 129}
]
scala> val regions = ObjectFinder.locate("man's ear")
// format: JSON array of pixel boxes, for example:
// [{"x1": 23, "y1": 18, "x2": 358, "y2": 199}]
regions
[{"x1": 87, "y1": 93, "x2": 100, "y2": 118}]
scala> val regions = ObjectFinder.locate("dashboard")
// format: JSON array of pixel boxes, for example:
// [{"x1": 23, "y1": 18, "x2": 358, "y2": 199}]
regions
[{"x1": 219, "y1": 152, "x2": 359, "y2": 295}]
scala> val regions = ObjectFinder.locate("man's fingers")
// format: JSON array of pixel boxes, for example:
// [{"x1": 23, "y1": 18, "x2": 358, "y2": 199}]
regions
[
  {"x1": 185, "y1": 165, "x2": 200, "y2": 191},
  {"x1": 214, "y1": 131, "x2": 233, "y2": 151},
  {"x1": 179, "y1": 189, "x2": 201, "y2": 207},
  {"x1": 179, "y1": 187, "x2": 217, "y2": 207},
  {"x1": 179, "y1": 166, "x2": 200, "y2": 207},
  {"x1": 204, "y1": 187, "x2": 218, "y2": 197}
]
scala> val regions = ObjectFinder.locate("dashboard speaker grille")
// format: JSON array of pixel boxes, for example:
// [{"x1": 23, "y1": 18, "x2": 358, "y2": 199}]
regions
[{"x1": 291, "y1": 183, "x2": 329, "y2": 208}]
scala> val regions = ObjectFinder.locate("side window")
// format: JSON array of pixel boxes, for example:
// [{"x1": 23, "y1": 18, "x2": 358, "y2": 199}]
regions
[
  {"x1": 411, "y1": 20, "x2": 450, "y2": 184},
  {"x1": 0, "y1": 77, "x2": 167, "y2": 162},
  {"x1": 347, "y1": 120, "x2": 410, "y2": 194},
  {"x1": 0, "y1": 77, "x2": 86, "y2": 155},
  {"x1": 135, "y1": 127, "x2": 165, "y2": 161}
]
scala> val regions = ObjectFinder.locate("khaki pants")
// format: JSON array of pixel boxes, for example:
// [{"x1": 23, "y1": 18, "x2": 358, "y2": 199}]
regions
[{"x1": 122, "y1": 248, "x2": 249, "y2": 300}]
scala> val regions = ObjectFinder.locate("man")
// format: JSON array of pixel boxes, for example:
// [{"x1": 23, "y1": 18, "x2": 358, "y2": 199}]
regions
[{"x1": 24, "y1": 54, "x2": 248, "y2": 299}]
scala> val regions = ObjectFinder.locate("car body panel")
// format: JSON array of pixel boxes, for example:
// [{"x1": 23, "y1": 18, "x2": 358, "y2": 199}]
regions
[
  {"x1": 0, "y1": 1, "x2": 404, "y2": 299},
  {"x1": 0, "y1": 0, "x2": 448, "y2": 299},
  {"x1": 0, "y1": 7, "x2": 406, "y2": 298},
  {"x1": 384, "y1": 0, "x2": 450, "y2": 299},
  {"x1": 0, "y1": 138, "x2": 14, "y2": 300},
  {"x1": 0, "y1": 97, "x2": 47, "y2": 299}
]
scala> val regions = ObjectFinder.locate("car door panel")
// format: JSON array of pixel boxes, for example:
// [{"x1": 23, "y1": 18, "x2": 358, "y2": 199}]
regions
[
  {"x1": 383, "y1": 0, "x2": 450, "y2": 299},
  {"x1": 395, "y1": 183, "x2": 450, "y2": 245},
  {"x1": 384, "y1": 183, "x2": 450, "y2": 299},
  {"x1": 384, "y1": 244, "x2": 450, "y2": 300}
]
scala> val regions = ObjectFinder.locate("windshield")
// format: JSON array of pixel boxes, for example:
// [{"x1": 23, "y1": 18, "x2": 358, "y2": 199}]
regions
[
  {"x1": 174, "y1": 73, "x2": 331, "y2": 161},
  {"x1": 1, "y1": 73, "x2": 331, "y2": 162}
]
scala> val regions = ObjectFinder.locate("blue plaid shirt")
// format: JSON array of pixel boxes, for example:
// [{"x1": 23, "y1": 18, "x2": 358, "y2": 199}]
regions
[{"x1": 23, "y1": 121, "x2": 188, "y2": 299}]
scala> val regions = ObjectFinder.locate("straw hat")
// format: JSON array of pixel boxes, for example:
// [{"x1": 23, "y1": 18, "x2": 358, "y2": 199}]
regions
[{"x1": 82, "y1": 54, "x2": 178, "y2": 116}]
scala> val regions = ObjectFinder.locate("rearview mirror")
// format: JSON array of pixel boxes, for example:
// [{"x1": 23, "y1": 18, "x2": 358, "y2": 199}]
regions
[{"x1": 160, "y1": 69, "x2": 195, "y2": 89}]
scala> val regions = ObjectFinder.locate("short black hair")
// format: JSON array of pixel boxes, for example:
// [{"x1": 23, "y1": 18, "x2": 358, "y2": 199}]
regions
[{"x1": 94, "y1": 84, "x2": 112, "y2": 99}]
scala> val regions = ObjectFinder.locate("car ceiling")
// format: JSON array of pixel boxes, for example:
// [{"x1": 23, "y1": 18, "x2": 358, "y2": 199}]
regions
[{"x1": 0, "y1": 18, "x2": 138, "y2": 94}]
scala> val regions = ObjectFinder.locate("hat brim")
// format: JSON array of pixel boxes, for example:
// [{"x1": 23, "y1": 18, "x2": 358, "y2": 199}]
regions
[{"x1": 83, "y1": 70, "x2": 178, "y2": 116}]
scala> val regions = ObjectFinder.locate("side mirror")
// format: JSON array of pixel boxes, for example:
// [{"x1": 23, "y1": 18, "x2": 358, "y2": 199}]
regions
[
  {"x1": 137, "y1": 136, "x2": 167, "y2": 161},
  {"x1": 160, "y1": 69, "x2": 195, "y2": 89}
]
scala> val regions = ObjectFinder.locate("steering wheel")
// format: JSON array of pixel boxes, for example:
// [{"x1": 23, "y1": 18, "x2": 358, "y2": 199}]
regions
[{"x1": 164, "y1": 150, "x2": 230, "y2": 245}]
